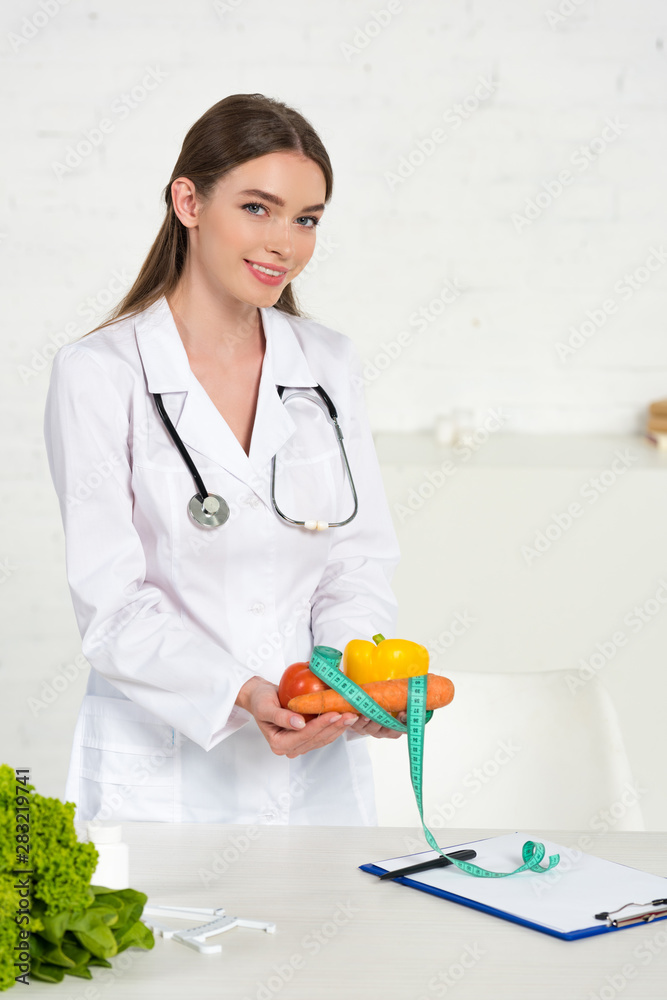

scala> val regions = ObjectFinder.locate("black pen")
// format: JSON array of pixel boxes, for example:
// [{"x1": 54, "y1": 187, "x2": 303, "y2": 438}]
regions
[{"x1": 379, "y1": 849, "x2": 477, "y2": 880}]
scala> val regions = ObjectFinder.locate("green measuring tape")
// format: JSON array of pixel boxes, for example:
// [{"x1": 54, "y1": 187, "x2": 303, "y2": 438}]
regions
[{"x1": 309, "y1": 645, "x2": 560, "y2": 879}]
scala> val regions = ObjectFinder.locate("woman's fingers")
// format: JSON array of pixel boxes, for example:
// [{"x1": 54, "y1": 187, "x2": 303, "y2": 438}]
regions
[
  {"x1": 297, "y1": 712, "x2": 358, "y2": 752},
  {"x1": 258, "y1": 693, "x2": 408, "y2": 755},
  {"x1": 346, "y1": 713, "x2": 407, "y2": 739},
  {"x1": 249, "y1": 683, "x2": 363, "y2": 756},
  {"x1": 268, "y1": 712, "x2": 357, "y2": 757},
  {"x1": 246, "y1": 679, "x2": 411, "y2": 755},
  {"x1": 375, "y1": 727, "x2": 404, "y2": 739},
  {"x1": 357, "y1": 719, "x2": 384, "y2": 737}
]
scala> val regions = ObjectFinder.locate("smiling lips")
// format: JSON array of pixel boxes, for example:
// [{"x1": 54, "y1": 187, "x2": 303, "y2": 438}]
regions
[{"x1": 243, "y1": 258, "x2": 288, "y2": 285}]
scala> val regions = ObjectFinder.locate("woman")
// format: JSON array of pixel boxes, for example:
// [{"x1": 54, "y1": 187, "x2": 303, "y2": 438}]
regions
[{"x1": 44, "y1": 93, "x2": 405, "y2": 826}]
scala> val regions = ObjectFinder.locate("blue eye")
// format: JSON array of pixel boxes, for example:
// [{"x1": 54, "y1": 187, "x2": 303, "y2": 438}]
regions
[{"x1": 242, "y1": 203, "x2": 320, "y2": 229}]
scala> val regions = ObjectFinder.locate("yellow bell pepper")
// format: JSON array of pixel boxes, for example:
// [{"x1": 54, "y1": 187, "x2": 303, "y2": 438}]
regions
[{"x1": 342, "y1": 633, "x2": 429, "y2": 686}]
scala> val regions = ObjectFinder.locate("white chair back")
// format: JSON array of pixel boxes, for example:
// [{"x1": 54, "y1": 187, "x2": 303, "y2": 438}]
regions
[{"x1": 368, "y1": 669, "x2": 645, "y2": 832}]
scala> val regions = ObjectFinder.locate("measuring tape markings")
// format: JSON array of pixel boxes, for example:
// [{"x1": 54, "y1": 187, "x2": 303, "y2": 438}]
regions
[{"x1": 309, "y1": 645, "x2": 560, "y2": 879}]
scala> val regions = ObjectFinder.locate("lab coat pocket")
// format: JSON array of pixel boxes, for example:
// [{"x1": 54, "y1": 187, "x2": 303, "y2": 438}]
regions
[
  {"x1": 272, "y1": 395, "x2": 349, "y2": 526},
  {"x1": 75, "y1": 695, "x2": 179, "y2": 822},
  {"x1": 273, "y1": 452, "x2": 340, "y2": 525}
]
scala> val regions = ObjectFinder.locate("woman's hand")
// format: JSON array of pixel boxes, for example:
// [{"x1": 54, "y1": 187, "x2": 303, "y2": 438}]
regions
[
  {"x1": 235, "y1": 676, "x2": 359, "y2": 759},
  {"x1": 346, "y1": 711, "x2": 407, "y2": 739}
]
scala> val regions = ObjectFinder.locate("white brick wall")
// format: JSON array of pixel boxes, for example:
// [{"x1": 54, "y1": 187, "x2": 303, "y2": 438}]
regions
[
  {"x1": 2, "y1": 0, "x2": 666, "y2": 808},
  {"x1": 2, "y1": 0, "x2": 665, "y2": 433}
]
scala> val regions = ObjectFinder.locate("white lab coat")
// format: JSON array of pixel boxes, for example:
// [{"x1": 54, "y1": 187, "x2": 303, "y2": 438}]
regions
[{"x1": 43, "y1": 293, "x2": 401, "y2": 825}]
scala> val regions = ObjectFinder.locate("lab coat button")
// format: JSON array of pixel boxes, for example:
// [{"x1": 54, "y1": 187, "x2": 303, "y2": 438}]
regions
[
  {"x1": 251, "y1": 603, "x2": 265, "y2": 615},
  {"x1": 249, "y1": 496, "x2": 261, "y2": 509}
]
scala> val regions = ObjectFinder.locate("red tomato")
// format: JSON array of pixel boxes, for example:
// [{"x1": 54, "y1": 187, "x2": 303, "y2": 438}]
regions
[{"x1": 278, "y1": 661, "x2": 330, "y2": 723}]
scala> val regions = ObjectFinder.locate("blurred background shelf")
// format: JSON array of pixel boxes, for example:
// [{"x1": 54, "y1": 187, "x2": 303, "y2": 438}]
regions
[
  {"x1": 372, "y1": 431, "x2": 667, "y2": 831},
  {"x1": 375, "y1": 431, "x2": 667, "y2": 468}
]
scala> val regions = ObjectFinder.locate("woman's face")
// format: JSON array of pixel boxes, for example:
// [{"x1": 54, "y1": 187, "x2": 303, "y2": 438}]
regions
[{"x1": 172, "y1": 151, "x2": 327, "y2": 307}]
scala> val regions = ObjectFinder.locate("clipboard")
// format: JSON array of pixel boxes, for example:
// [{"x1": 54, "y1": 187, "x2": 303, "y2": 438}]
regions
[{"x1": 360, "y1": 832, "x2": 667, "y2": 941}]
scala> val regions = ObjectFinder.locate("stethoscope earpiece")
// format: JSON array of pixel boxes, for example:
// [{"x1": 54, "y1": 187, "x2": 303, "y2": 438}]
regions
[{"x1": 188, "y1": 493, "x2": 230, "y2": 528}]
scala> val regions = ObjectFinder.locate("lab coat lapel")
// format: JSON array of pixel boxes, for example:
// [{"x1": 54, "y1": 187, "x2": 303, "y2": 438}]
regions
[{"x1": 134, "y1": 294, "x2": 318, "y2": 493}]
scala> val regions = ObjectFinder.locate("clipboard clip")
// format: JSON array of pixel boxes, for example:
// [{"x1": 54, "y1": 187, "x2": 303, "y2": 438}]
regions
[{"x1": 595, "y1": 899, "x2": 667, "y2": 928}]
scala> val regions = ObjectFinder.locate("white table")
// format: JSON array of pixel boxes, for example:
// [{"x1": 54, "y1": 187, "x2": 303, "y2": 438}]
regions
[{"x1": 30, "y1": 825, "x2": 667, "y2": 999}]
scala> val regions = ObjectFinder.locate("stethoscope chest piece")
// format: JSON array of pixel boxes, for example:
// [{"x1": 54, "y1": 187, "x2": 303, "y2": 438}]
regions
[
  {"x1": 153, "y1": 382, "x2": 358, "y2": 532},
  {"x1": 188, "y1": 493, "x2": 230, "y2": 528}
]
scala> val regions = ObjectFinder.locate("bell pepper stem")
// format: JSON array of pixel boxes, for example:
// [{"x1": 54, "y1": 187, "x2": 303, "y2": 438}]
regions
[{"x1": 372, "y1": 633, "x2": 385, "y2": 645}]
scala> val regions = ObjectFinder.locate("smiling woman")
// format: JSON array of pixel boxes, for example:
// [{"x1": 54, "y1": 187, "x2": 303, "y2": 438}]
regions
[
  {"x1": 43, "y1": 93, "x2": 404, "y2": 827},
  {"x1": 167, "y1": 148, "x2": 328, "y2": 322},
  {"x1": 163, "y1": 146, "x2": 329, "y2": 457}
]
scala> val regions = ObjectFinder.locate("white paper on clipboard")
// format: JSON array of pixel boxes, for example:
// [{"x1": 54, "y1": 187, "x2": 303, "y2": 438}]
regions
[{"x1": 372, "y1": 832, "x2": 667, "y2": 935}]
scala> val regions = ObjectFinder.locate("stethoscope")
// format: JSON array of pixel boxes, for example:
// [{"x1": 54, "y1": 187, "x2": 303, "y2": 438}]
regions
[{"x1": 152, "y1": 385, "x2": 359, "y2": 531}]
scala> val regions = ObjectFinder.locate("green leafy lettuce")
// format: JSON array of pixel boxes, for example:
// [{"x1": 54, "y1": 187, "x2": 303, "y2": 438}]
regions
[{"x1": 0, "y1": 764, "x2": 154, "y2": 989}]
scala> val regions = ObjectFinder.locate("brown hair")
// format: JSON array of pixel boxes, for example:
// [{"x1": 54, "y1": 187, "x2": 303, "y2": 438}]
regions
[{"x1": 80, "y1": 93, "x2": 333, "y2": 339}]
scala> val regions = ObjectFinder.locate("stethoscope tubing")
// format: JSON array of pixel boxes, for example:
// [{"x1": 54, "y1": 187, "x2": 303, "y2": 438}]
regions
[
  {"x1": 153, "y1": 392, "x2": 208, "y2": 502},
  {"x1": 270, "y1": 387, "x2": 358, "y2": 528},
  {"x1": 151, "y1": 384, "x2": 358, "y2": 529}
]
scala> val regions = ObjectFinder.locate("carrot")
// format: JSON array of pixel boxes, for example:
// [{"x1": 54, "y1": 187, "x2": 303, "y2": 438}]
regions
[{"x1": 286, "y1": 674, "x2": 454, "y2": 715}]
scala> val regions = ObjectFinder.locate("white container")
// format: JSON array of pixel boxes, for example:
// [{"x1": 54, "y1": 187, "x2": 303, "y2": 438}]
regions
[{"x1": 87, "y1": 822, "x2": 130, "y2": 890}]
